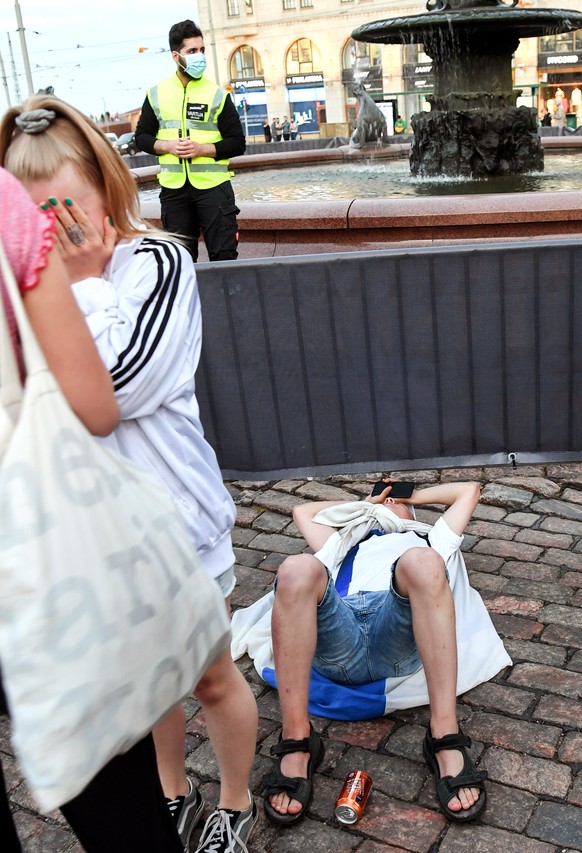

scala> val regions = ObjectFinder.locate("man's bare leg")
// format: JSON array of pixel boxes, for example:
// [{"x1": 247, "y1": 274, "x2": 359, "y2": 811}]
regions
[
  {"x1": 395, "y1": 547, "x2": 480, "y2": 813},
  {"x1": 268, "y1": 554, "x2": 328, "y2": 817}
]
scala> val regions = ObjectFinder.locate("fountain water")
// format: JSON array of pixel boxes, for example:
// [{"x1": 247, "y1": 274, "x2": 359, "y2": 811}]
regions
[{"x1": 352, "y1": 0, "x2": 582, "y2": 177}]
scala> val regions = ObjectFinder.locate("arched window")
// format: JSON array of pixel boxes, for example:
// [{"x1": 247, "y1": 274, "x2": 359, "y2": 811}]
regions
[
  {"x1": 342, "y1": 38, "x2": 381, "y2": 72},
  {"x1": 286, "y1": 38, "x2": 319, "y2": 74},
  {"x1": 229, "y1": 44, "x2": 263, "y2": 79}
]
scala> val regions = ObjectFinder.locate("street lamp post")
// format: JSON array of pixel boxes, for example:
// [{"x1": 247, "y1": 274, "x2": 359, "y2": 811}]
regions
[
  {"x1": 206, "y1": 0, "x2": 221, "y2": 85},
  {"x1": 14, "y1": 0, "x2": 34, "y2": 96}
]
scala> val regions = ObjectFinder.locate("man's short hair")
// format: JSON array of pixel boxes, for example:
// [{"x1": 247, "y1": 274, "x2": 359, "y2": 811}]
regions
[{"x1": 169, "y1": 20, "x2": 203, "y2": 52}]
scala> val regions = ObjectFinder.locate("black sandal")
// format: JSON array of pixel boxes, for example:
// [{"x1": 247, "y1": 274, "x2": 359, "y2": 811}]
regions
[
  {"x1": 262, "y1": 724, "x2": 325, "y2": 826},
  {"x1": 423, "y1": 726, "x2": 487, "y2": 822}
]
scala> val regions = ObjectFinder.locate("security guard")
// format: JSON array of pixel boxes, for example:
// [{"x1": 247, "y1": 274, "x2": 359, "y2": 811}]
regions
[{"x1": 136, "y1": 20, "x2": 246, "y2": 261}]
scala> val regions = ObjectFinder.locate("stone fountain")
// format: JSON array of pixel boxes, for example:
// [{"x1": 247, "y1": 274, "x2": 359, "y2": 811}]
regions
[{"x1": 352, "y1": 0, "x2": 582, "y2": 177}]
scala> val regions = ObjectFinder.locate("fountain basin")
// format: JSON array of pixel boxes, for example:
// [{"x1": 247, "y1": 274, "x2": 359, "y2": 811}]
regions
[{"x1": 353, "y1": 6, "x2": 582, "y2": 177}]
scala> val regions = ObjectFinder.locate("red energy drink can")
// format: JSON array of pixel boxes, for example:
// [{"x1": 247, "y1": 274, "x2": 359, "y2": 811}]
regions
[{"x1": 335, "y1": 769, "x2": 373, "y2": 824}]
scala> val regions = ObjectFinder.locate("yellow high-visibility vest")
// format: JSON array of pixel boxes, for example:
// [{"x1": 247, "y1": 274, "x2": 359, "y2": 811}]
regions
[{"x1": 148, "y1": 74, "x2": 233, "y2": 190}]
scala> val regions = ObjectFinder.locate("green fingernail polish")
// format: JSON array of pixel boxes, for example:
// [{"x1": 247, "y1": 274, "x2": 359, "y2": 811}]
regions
[
  {"x1": 48, "y1": 197, "x2": 58, "y2": 206},
  {"x1": 64, "y1": 197, "x2": 73, "y2": 207},
  {"x1": 108, "y1": 216, "x2": 113, "y2": 225},
  {"x1": 40, "y1": 203, "x2": 49, "y2": 210}
]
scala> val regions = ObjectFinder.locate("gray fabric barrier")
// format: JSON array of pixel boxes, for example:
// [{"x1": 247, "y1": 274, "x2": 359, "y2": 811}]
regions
[{"x1": 196, "y1": 241, "x2": 582, "y2": 478}]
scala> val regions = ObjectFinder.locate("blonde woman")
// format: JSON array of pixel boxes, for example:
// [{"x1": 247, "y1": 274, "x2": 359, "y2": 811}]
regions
[{"x1": 1, "y1": 97, "x2": 258, "y2": 853}]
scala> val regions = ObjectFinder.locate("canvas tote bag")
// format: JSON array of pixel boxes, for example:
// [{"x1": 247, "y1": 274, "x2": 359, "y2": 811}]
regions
[{"x1": 0, "y1": 237, "x2": 230, "y2": 813}]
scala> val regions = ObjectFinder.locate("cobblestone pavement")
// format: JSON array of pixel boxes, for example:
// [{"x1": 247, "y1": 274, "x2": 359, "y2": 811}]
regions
[{"x1": 3, "y1": 463, "x2": 582, "y2": 852}]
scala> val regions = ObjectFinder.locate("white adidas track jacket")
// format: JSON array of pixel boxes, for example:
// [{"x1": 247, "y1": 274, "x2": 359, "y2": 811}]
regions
[{"x1": 72, "y1": 235, "x2": 236, "y2": 579}]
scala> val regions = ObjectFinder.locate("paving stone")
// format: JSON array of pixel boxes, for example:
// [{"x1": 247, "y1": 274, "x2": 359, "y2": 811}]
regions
[
  {"x1": 480, "y1": 484, "x2": 533, "y2": 510},
  {"x1": 478, "y1": 780, "x2": 537, "y2": 832},
  {"x1": 542, "y1": 622, "x2": 582, "y2": 649},
  {"x1": 561, "y1": 572, "x2": 582, "y2": 588},
  {"x1": 463, "y1": 553, "x2": 504, "y2": 574},
  {"x1": 472, "y1": 539, "x2": 542, "y2": 561},
  {"x1": 252, "y1": 489, "x2": 308, "y2": 515},
  {"x1": 568, "y1": 650, "x2": 582, "y2": 673},
  {"x1": 531, "y1": 498, "x2": 582, "y2": 522},
  {"x1": 463, "y1": 712, "x2": 561, "y2": 759},
  {"x1": 539, "y1": 549, "x2": 582, "y2": 570},
  {"x1": 231, "y1": 565, "x2": 273, "y2": 608},
  {"x1": 465, "y1": 520, "x2": 516, "y2": 540},
  {"x1": 326, "y1": 717, "x2": 396, "y2": 750},
  {"x1": 232, "y1": 526, "x2": 260, "y2": 547},
  {"x1": 357, "y1": 842, "x2": 408, "y2": 853},
  {"x1": 538, "y1": 603, "x2": 582, "y2": 630},
  {"x1": 559, "y1": 732, "x2": 582, "y2": 764},
  {"x1": 470, "y1": 503, "x2": 508, "y2": 521},
  {"x1": 533, "y1": 694, "x2": 582, "y2": 728},
  {"x1": 541, "y1": 516, "x2": 582, "y2": 536},
  {"x1": 500, "y1": 560, "x2": 559, "y2": 582},
  {"x1": 462, "y1": 682, "x2": 536, "y2": 715},
  {"x1": 390, "y1": 469, "x2": 440, "y2": 484},
  {"x1": 256, "y1": 688, "x2": 283, "y2": 722},
  {"x1": 568, "y1": 773, "x2": 582, "y2": 806},
  {"x1": 508, "y1": 662, "x2": 582, "y2": 699},
  {"x1": 245, "y1": 532, "x2": 306, "y2": 555},
  {"x1": 546, "y1": 463, "x2": 582, "y2": 480},
  {"x1": 269, "y1": 816, "x2": 359, "y2": 853},
  {"x1": 296, "y1": 482, "x2": 354, "y2": 501},
  {"x1": 503, "y1": 511, "x2": 540, "y2": 527},
  {"x1": 332, "y1": 747, "x2": 427, "y2": 802},
  {"x1": 484, "y1": 465, "x2": 546, "y2": 479},
  {"x1": 258, "y1": 552, "x2": 288, "y2": 573},
  {"x1": 466, "y1": 571, "x2": 507, "y2": 593},
  {"x1": 482, "y1": 594, "x2": 544, "y2": 617},
  {"x1": 383, "y1": 724, "x2": 427, "y2": 763},
  {"x1": 503, "y1": 577, "x2": 573, "y2": 605},
  {"x1": 233, "y1": 547, "x2": 267, "y2": 567},
  {"x1": 352, "y1": 791, "x2": 446, "y2": 852},
  {"x1": 272, "y1": 478, "x2": 304, "y2": 493},
  {"x1": 235, "y1": 505, "x2": 262, "y2": 527},
  {"x1": 494, "y1": 477, "x2": 562, "y2": 498},
  {"x1": 460, "y1": 534, "x2": 478, "y2": 551},
  {"x1": 563, "y1": 487, "x2": 582, "y2": 505},
  {"x1": 515, "y1": 528, "x2": 574, "y2": 549},
  {"x1": 12, "y1": 811, "x2": 77, "y2": 852},
  {"x1": 252, "y1": 511, "x2": 290, "y2": 534},
  {"x1": 414, "y1": 508, "x2": 441, "y2": 525},
  {"x1": 483, "y1": 746, "x2": 572, "y2": 797},
  {"x1": 503, "y1": 638, "x2": 567, "y2": 668},
  {"x1": 438, "y1": 822, "x2": 555, "y2": 853},
  {"x1": 461, "y1": 533, "x2": 479, "y2": 553},
  {"x1": 491, "y1": 613, "x2": 544, "y2": 640},
  {"x1": 527, "y1": 801, "x2": 582, "y2": 850},
  {"x1": 284, "y1": 520, "x2": 302, "y2": 537},
  {"x1": 441, "y1": 467, "x2": 484, "y2": 482}
]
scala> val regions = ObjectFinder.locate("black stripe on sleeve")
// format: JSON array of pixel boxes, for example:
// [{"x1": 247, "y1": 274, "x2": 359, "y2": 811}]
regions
[{"x1": 110, "y1": 238, "x2": 182, "y2": 391}]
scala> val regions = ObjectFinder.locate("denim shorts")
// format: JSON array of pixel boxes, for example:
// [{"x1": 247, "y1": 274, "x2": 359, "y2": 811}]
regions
[{"x1": 312, "y1": 567, "x2": 421, "y2": 686}]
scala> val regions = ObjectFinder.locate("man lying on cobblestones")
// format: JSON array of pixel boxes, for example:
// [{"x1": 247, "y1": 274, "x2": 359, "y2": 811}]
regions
[{"x1": 262, "y1": 481, "x2": 508, "y2": 827}]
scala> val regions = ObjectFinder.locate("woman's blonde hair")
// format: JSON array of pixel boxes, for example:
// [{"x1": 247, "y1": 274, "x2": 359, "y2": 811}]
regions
[{"x1": 0, "y1": 96, "x2": 144, "y2": 241}]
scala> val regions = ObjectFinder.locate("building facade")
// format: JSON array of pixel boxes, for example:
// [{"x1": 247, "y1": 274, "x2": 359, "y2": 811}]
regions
[{"x1": 196, "y1": 0, "x2": 582, "y2": 139}]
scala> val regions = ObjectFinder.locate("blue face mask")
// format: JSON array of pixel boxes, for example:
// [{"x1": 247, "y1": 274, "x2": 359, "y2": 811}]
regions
[{"x1": 179, "y1": 52, "x2": 207, "y2": 79}]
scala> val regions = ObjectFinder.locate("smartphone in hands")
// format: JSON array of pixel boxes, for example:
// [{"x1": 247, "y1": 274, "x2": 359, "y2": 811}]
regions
[{"x1": 371, "y1": 480, "x2": 415, "y2": 499}]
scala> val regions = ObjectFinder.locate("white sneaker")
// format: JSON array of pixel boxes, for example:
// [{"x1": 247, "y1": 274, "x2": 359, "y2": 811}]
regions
[{"x1": 193, "y1": 793, "x2": 257, "y2": 853}]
